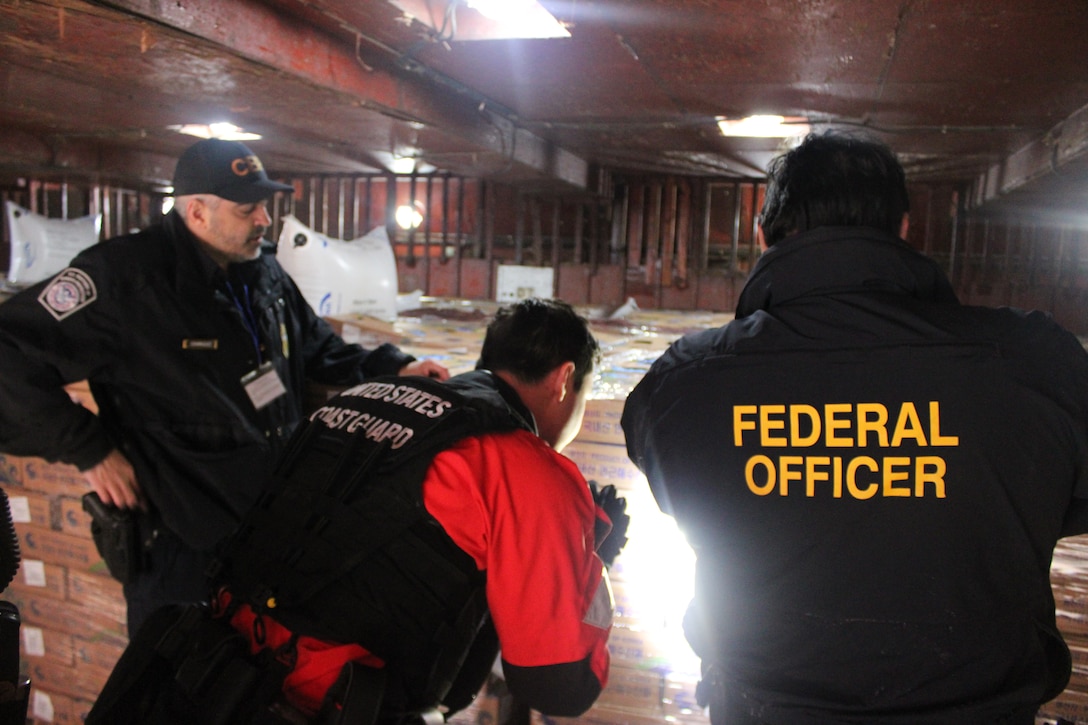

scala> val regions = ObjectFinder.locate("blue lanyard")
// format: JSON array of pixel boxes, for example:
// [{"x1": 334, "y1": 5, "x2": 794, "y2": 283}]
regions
[{"x1": 226, "y1": 280, "x2": 262, "y2": 365}]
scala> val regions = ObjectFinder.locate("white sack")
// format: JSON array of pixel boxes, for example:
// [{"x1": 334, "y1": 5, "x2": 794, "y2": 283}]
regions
[
  {"x1": 276, "y1": 215, "x2": 398, "y2": 322},
  {"x1": 5, "y1": 201, "x2": 102, "y2": 286}
]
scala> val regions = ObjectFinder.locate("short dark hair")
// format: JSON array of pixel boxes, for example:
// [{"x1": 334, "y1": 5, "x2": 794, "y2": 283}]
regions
[
  {"x1": 759, "y1": 131, "x2": 910, "y2": 246},
  {"x1": 476, "y1": 298, "x2": 600, "y2": 390}
]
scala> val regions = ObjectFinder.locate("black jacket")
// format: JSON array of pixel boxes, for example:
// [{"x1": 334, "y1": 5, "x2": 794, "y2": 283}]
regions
[
  {"x1": 623, "y1": 226, "x2": 1088, "y2": 723},
  {"x1": 0, "y1": 210, "x2": 413, "y2": 550}
]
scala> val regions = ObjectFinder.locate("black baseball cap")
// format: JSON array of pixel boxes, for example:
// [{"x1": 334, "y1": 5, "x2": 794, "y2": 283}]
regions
[{"x1": 172, "y1": 138, "x2": 294, "y2": 203}]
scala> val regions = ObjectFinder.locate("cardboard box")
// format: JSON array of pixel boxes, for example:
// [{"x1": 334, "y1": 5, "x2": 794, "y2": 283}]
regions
[
  {"x1": 663, "y1": 671, "x2": 706, "y2": 721},
  {"x1": 8, "y1": 559, "x2": 67, "y2": 600},
  {"x1": 593, "y1": 664, "x2": 665, "y2": 716},
  {"x1": 29, "y1": 687, "x2": 93, "y2": 725},
  {"x1": 0, "y1": 453, "x2": 24, "y2": 487},
  {"x1": 20, "y1": 624, "x2": 76, "y2": 666},
  {"x1": 6, "y1": 489, "x2": 51, "y2": 528},
  {"x1": 19, "y1": 459, "x2": 87, "y2": 500},
  {"x1": 5, "y1": 590, "x2": 126, "y2": 643},
  {"x1": 73, "y1": 631, "x2": 127, "y2": 672},
  {"x1": 577, "y1": 399, "x2": 628, "y2": 447},
  {"x1": 564, "y1": 441, "x2": 646, "y2": 494},
  {"x1": 55, "y1": 495, "x2": 91, "y2": 536},
  {"x1": 539, "y1": 708, "x2": 672, "y2": 725},
  {"x1": 68, "y1": 570, "x2": 126, "y2": 625},
  {"x1": 27, "y1": 658, "x2": 112, "y2": 703},
  {"x1": 16, "y1": 527, "x2": 102, "y2": 574}
]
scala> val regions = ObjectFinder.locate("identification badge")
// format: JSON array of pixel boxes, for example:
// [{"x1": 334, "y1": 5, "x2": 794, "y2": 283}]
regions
[{"x1": 242, "y1": 362, "x2": 287, "y2": 409}]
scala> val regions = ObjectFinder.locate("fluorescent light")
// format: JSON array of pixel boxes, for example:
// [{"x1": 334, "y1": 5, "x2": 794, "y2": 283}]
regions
[
  {"x1": 717, "y1": 115, "x2": 810, "y2": 138},
  {"x1": 168, "y1": 122, "x2": 262, "y2": 141}
]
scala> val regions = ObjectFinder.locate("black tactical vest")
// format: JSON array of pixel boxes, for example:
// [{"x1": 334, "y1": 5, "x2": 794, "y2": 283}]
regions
[{"x1": 210, "y1": 370, "x2": 533, "y2": 715}]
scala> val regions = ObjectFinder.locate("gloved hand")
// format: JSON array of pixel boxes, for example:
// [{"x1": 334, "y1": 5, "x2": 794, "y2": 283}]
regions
[{"x1": 589, "y1": 480, "x2": 630, "y2": 568}]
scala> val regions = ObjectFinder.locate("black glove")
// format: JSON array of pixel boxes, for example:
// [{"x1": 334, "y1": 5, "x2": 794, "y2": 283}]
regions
[{"x1": 589, "y1": 481, "x2": 630, "y2": 568}]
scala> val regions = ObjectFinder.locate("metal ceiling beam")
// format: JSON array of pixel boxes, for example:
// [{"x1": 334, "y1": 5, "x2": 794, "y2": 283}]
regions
[
  {"x1": 91, "y1": 0, "x2": 587, "y2": 187},
  {"x1": 968, "y1": 102, "x2": 1088, "y2": 215}
]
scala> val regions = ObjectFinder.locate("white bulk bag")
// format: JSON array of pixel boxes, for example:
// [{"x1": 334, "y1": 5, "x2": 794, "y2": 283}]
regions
[
  {"x1": 276, "y1": 215, "x2": 398, "y2": 322},
  {"x1": 5, "y1": 201, "x2": 102, "y2": 287}
]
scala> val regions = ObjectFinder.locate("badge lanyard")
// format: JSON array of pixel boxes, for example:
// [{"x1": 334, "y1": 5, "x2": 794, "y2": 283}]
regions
[
  {"x1": 226, "y1": 280, "x2": 262, "y2": 365},
  {"x1": 226, "y1": 279, "x2": 287, "y2": 410}
]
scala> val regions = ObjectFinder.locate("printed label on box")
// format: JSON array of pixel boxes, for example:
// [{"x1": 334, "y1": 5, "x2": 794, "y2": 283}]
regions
[
  {"x1": 22, "y1": 625, "x2": 46, "y2": 657},
  {"x1": 22, "y1": 559, "x2": 46, "y2": 587},
  {"x1": 32, "y1": 690, "x2": 55, "y2": 721},
  {"x1": 7, "y1": 495, "x2": 31, "y2": 523}
]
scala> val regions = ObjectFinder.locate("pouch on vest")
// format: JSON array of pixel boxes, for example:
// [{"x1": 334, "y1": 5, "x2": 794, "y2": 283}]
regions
[{"x1": 156, "y1": 603, "x2": 293, "y2": 725}]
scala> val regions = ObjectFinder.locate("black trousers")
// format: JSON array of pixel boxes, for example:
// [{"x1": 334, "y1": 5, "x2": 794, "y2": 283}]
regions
[{"x1": 122, "y1": 526, "x2": 212, "y2": 634}]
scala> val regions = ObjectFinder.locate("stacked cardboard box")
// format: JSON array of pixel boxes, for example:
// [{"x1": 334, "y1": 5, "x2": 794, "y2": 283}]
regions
[
  {"x1": 2, "y1": 442, "x2": 123, "y2": 722},
  {"x1": 1039, "y1": 536, "x2": 1088, "y2": 723}
]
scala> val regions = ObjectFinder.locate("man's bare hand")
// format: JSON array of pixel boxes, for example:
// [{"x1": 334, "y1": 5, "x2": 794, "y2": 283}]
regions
[
  {"x1": 83, "y1": 449, "x2": 145, "y2": 510},
  {"x1": 399, "y1": 359, "x2": 450, "y2": 381}
]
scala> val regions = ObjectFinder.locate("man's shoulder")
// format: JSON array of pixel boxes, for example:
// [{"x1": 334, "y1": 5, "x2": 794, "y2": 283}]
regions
[
  {"x1": 71, "y1": 225, "x2": 170, "y2": 272},
  {"x1": 645, "y1": 321, "x2": 745, "y2": 377},
  {"x1": 955, "y1": 302, "x2": 1085, "y2": 362}
]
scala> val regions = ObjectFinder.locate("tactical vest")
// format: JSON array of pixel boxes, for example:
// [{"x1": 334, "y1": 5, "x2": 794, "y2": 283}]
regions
[{"x1": 209, "y1": 371, "x2": 531, "y2": 717}]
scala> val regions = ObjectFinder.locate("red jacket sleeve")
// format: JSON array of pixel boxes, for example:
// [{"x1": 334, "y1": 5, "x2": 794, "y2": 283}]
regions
[{"x1": 422, "y1": 430, "x2": 613, "y2": 715}]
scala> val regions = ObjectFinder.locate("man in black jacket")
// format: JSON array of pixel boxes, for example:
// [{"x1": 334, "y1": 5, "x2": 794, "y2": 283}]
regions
[
  {"x1": 623, "y1": 131, "x2": 1088, "y2": 724},
  {"x1": 0, "y1": 138, "x2": 447, "y2": 632}
]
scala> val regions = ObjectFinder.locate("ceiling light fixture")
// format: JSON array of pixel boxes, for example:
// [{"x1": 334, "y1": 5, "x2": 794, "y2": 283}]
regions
[
  {"x1": 465, "y1": 0, "x2": 570, "y2": 39},
  {"x1": 169, "y1": 122, "x2": 262, "y2": 141},
  {"x1": 717, "y1": 115, "x2": 810, "y2": 138},
  {"x1": 395, "y1": 200, "x2": 425, "y2": 230},
  {"x1": 389, "y1": 0, "x2": 569, "y2": 41}
]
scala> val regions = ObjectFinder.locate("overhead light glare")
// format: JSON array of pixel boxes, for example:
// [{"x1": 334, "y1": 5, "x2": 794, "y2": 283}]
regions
[
  {"x1": 395, "y1": 201, "x2": 425, "y2": 230},
  {"x1": 389, "y1": 0, "x2": 569, "y2": 40},
  {"x1": 169, "y1": 122, "x2": 262, "y2": 141},
  {"x1": 464, "y1": 0, "x2": 570, "y2": 39},
  {"x1": 717, "y1": 115, "x2": 810, "y2": 138}
]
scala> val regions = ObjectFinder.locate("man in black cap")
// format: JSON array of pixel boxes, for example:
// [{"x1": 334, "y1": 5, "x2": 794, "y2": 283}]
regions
[{"x1": 0, "y1": 138, "x2": 448, "y2": 633}]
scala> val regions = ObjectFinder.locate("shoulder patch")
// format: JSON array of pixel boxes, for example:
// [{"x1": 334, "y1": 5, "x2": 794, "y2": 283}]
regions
[{"x1": 37, "y1": 267, "x2": 97, "y2": 321}]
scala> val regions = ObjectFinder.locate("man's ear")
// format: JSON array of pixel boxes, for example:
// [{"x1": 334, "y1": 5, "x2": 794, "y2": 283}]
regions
[
  {"x1": 183, "y1": 197, "x2": 208, "y2": 229},
  {"x1": 549, "y1": 361, "x2": 576, "y2": 403}
]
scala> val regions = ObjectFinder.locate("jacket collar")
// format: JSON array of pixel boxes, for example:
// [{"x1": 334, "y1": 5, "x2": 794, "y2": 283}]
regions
[
  {"x1": 736, "y1": 226, "x2": 958, "y2": 317},
  {"x1": 164, "y1": 209, "x2": 221, "y2": 293},
  {"x1": 446, "y1": 369, "x2": 538, "y2": 436}
]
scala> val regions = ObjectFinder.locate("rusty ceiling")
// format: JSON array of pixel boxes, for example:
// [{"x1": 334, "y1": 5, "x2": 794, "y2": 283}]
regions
[{"x1": 1, "y1": 0, "x2": 1087, "y2": 218}]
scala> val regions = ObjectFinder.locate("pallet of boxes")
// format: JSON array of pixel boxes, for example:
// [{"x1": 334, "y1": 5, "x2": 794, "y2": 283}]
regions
[{"x1": 2, "y1": 383, "x2": 125, "y2": 725}]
